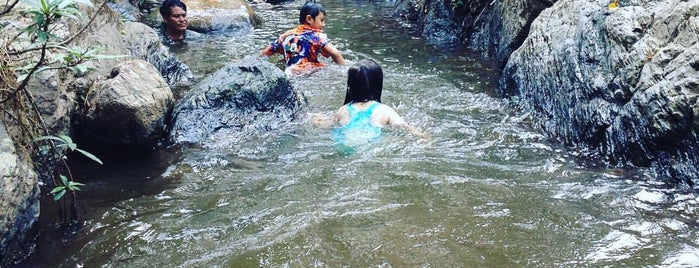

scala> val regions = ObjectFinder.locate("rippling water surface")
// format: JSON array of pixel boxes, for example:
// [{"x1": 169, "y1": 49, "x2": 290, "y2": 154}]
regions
[{"x1": 20, "y1": 0, "x2": 699, "y2": 267}]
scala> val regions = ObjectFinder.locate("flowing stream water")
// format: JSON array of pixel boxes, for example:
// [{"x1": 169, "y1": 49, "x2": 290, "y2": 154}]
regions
[{"x1": 19, "y1": 0, "x2": 699, "y2": 267}]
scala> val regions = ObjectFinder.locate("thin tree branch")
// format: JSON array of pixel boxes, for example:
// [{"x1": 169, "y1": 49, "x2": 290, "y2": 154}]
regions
[
  {"x1": 9, "y1": 0, "x2": 108, "y2": 55},
  {"x1": 0, "y1": 0, "x2": 19, "y2": 16},
  {"x1": 59, "y1": 0, "x2": 108, "y2": 46}
]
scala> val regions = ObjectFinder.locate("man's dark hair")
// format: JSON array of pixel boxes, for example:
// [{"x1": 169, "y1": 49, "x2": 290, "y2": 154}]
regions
[
  {"x1": 299, "y1": 2, "x2": 326, "y2": 24},
  {"x1": 160, "y1": 0, "x2": 187, "y2": 17}
]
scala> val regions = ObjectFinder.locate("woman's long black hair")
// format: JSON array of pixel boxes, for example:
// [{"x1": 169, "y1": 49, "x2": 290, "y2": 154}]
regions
[{"x1": 343, "y1": 59, "x2": 383, "y2": 105}]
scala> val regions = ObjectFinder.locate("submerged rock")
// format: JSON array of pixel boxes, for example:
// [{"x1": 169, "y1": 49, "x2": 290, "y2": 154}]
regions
[{"x1": 170, "y1": 59, "x2": 304, "y2": 145}]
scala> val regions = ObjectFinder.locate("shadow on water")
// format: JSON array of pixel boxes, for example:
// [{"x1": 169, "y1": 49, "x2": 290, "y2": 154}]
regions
[{"x1": 16, "y1": 144, "x2": 183, "y2": 268}]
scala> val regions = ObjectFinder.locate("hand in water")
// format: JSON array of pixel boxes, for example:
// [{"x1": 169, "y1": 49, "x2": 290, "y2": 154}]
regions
[{"x1": 307, "y1": 112, "x2": 334, "y2": 128}]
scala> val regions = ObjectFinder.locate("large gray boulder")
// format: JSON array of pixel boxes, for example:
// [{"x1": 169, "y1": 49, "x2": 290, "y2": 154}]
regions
[
  {"x1": 74, "y1": 17, "x2": 193, "y2": 88},
  {"x1": 16, "y1": 5, "x2": 191, "y2": 137},
  {"x1": 78, "y1": 59, "x2": 174, "y2": 147},
  {"x1": 395, "y1": 0, "x2": 699, "y2": 187},
  {"x1": 499, "y1": 0, "x2": 699, "y2": 187},
  {"x1": 171, "y1": 59, "x2": 304, "y2": 145},
  {"x1": 186, "y1": 0, "x2": 256, "y2": 33},
  {"x1": 122, "y1": 21, "x2": 194, "y2": 87},
  {"x1": 0, "y1": 122, "x2": 40, "y2": 266},
  {"x1": 393, "y1": 0, "x2": 555, "y2": 66}
]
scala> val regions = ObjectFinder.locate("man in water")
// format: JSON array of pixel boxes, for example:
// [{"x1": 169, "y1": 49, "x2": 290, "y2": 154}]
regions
[{"x1": 159, "y1": 0, "x2": 199, "y2": 45}]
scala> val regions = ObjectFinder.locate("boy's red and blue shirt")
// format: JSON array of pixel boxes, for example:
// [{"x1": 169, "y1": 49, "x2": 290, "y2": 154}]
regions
[{"x1": 262, "y1": 25, "x2": 332, "y2": 73}]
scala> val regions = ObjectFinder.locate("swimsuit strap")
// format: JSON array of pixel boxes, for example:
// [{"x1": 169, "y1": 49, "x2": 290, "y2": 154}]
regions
[
  {"x1": 347, "y1": 102, "x2": 356, "y2": 116},
  {"x1": 332, "y1": 102, "x2": 383, "y2": 149},
  {"x1": 345, "y1": 102, "x2": 380, "y2": 128},
  {"x1": 365, "y1": 101, "x2": 380, "y2": 114},
  {"x1": 347, "y1": 101, "x2": 379, "y2": 115}
]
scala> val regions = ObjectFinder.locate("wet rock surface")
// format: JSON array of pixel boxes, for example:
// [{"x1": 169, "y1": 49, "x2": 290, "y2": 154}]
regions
[{"x1": 170, "y1": 59, "x2": 305, "y2": 146}]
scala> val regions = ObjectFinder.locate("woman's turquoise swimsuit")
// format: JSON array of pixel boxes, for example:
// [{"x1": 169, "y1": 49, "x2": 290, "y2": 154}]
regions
[{"x1": 332, "y1": 102, "x2": 382, "y2": 149}]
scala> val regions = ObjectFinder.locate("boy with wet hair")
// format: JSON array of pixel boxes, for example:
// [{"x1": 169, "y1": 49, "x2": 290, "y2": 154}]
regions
[{"x1": 259, "y1": 1, "x2": 346, "y2": 75}]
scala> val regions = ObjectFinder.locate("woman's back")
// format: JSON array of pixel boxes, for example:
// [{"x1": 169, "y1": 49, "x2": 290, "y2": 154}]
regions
[{"x1": 333, "y1": 101, "x2": 383, "y2": 146}]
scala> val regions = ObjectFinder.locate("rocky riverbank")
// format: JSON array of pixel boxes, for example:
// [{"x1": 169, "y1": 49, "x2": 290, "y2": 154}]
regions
[{"x1": 396, "y1": 0, "x2": 699, "y2": 188}]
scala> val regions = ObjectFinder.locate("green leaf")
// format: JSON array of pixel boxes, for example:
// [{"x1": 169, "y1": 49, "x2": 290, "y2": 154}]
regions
[
  {"x1": 16, "y1": 73, "x2": 29, "y2": 83},
  {"x1": 37, "y1": 32, "x2": 49, "y2": 43},
  {"x1": 75, "y1": 148, "x2": 103, "y2": 165},
  {"x1": 33, "y1": 135, "x2": 71, "y2": 150},
  {"x1": 56, "y1": 0, "x2": 73, "y2": 9},
  {"x1": 53, "y1": 189, "x2": 66, "y2": 201},
  {"x1": 34, "y1": 65, "x2": 49, "y2": 74},
  {"x1": 69, "y1": 181, "x2": 85, "y2": 187},
  {"x1": 40, "y1": 0, "x2": 49, "y2": 13},
  {"x1": 60, "y1": 174, "x2": 69, "y2": 186},
  {"x1": 50, "y1": 185, "x2": 66, "y2": 194},
  {"x1": 76, "y1": 64, "x2": 89, "y2": 73},
  {"x1": 67, "y1": 185, "x2": 82, "y2": 191},
  {"x1": 72, "y1": 0, "x2": 94, "y2": 7},
  {"x1": 56, "y1": 134, "x2": 77, "y2": 150},
  {"x1": 21, "y1": 10, "x2": 44, "y2": 16},
  {"x1": 48, "y1": 32, "x2": 61, "y2": 41},
  {"x1": 33, "y1": 135, "x2": 63, "y2": 142},
  {"x1": 57, "y1": 134, "x2": 72, "y2": 143}
]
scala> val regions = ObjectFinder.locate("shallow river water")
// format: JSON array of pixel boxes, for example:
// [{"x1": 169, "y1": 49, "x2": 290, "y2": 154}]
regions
[{"x1": 19, "y1": 0, "x2": 699, "y2": 267}]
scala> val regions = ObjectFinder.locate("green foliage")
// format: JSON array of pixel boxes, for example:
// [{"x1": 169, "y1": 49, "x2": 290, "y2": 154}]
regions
[
  {"x1": 2, "y1": 0, "x2": 109, "y2": 223},
  {"x1": 53, "y1": 45, "x2": 126, "y2": 76},
  {"x1": 20, "y1": 0, "x2": 94, "y2": 43},
  {"x1": 34, "y1": 135, "x2": 101, "y2": 202},
  {"x1": 50, "y1": 174, "x2": 85, "y2": 201},
  {"x1": 34, "y1": 134, "x2": 103, "y2": 165},
  {"x1": 15, "y1": 0, "x2": 113, "y2": 82},
  {"x1": 450, "y1": 0, "x2": 464, "y2": 11}
]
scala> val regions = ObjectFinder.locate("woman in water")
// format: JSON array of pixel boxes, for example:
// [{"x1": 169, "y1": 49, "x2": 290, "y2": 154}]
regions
[{"x1": 314, "y1": 59, "x2": 427, "y2": 147}]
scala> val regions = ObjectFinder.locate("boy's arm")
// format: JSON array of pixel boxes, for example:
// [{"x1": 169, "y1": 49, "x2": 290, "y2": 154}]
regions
[
  {"x1": 323, "y1": 43, "x2": 346, "y2": 65},
  {"x1": 260, "y1": 37, "x2": 283, "y2": 57},
  {"x1": 259, "y1": 45, "x2": 274, "y2": 57}
]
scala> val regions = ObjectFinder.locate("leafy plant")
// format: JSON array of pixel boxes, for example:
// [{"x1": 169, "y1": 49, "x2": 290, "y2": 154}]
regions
[
  {"x1": 21, "y1": 0, "x2": 93, "y2": 44},
  {"x1": 34, "y1": 135, "x2": 101, "y2": 202},
  {"x1": 50, "y1": 174, "x2": 85, "y2": 201},
  {"x1": 450, "y1": 0, "x2": 464, "y2": 10},
  {"x1": 13, "y1": 0, "x2": 126, "y2": 82},
  {"x1": 1, "y1": 0, "x2": 109, "y2": 229},
  {"x1": 34, "y1": 134, "x2": 103, "y2": 165}
]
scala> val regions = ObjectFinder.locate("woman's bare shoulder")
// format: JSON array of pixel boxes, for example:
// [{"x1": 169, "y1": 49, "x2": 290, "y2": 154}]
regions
[{"x1": 374, "y1": 103, "x2": 406, "y2": 126}]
